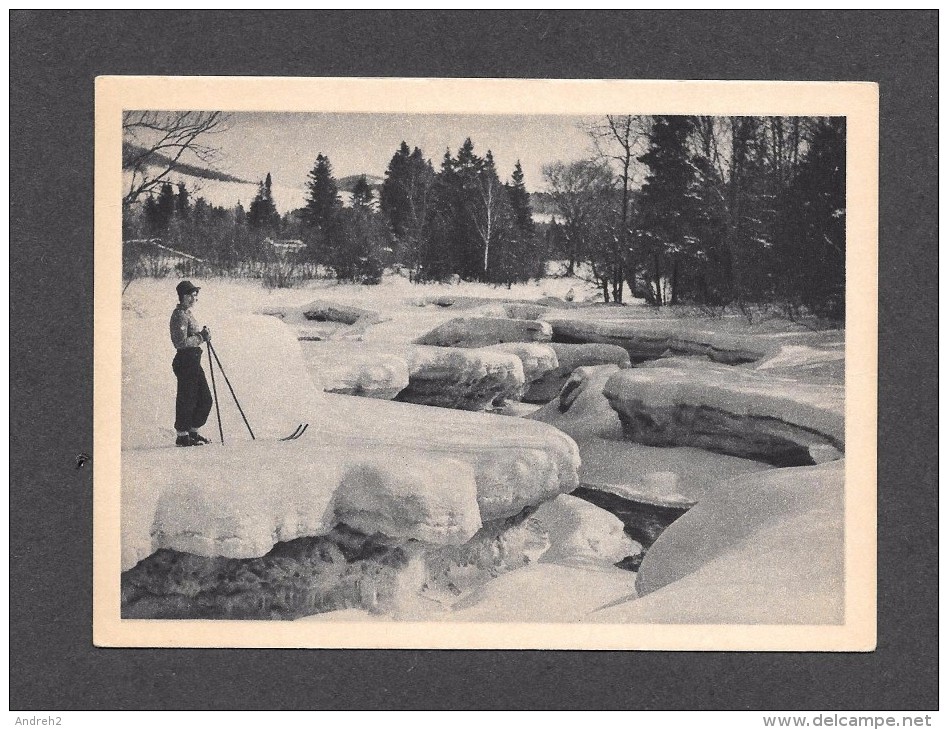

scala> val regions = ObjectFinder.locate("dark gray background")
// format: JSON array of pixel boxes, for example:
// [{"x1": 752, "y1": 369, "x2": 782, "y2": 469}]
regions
[{"x1": 9, "y1": 10, "x2": 937, "y2": 710}]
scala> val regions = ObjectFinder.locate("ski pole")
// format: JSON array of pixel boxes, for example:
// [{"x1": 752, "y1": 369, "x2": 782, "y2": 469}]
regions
[
  {"x1": 207, "y1": 340, "x2": 256, "y2": 440},
  {"x1": 206, "y1": 338, "x2": 224, "y2": 445}
]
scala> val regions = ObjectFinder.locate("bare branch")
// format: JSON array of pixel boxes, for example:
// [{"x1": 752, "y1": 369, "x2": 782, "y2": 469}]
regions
[{"x1": 122, "y1": 111, "x2": 231, "y2": 206}]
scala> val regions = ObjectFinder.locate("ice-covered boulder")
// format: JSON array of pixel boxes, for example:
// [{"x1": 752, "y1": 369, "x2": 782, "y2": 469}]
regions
[
  {"x1": 122, "y1": 441, "x2": 344, "y2": 569},
  {"x1": 529, "y1": 365, "x2": 624, "y2": 440},
  {"x1": 335, "y1": 456, "x2": 481, "y2": 545},
  {"x1": 484, "y1": 342, "x2": 558, "y2": 394},
  {"x1": 587, "y1": 461, "x2": 844, "y2": 624},
  {"x1": 530, "y1": 494, "x2": 641, "y2": 566},
  {"x1": 415, "y1": 316, "x2": 553, "y2": 348},
  {"x1": 260, "y1": 299, "x2": 382, "y2": 341},
  {"x1": 544, "y1": 316, "x2": 765, "y2": 364},
  {"x1": 524, "y1": 343, "x2": 631, "y2": 403},
  {"x1": 122, "y1": 314, "x2": 325, "y2": 450},
  {"x1": 300, "y1": 342, "x2": 410, "y2": 399},
  {"x1": 395, "y1": 345, "x2": 525, "y2": 410},
  {"x1": 318, "y1": 394, "x2": 580, "y2": 521},
  {"x1": 603, "y1": 364, "x2": 844, "y2": 465}
]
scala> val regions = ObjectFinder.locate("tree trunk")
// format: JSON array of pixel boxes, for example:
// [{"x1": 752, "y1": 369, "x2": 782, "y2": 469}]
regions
[
  {"x1": 670, "y1": 257, "x2": 680, "y2": 305},
  {"x1": 653, "y1": 254, "x2": 663, "y2": 306}
]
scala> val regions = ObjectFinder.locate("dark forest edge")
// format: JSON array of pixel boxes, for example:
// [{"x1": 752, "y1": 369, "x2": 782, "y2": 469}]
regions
[{"x1": 123, "y1": 114, "x2": 845, "y2": 321}]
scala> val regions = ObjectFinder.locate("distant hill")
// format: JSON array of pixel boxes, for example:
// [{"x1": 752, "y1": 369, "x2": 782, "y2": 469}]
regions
[
  {"x1": 122, "y1": 143, "x2": 253, "y2": 185},
  {"x1": 337, "y1": 174, "x2": 385, "y2": 193}
]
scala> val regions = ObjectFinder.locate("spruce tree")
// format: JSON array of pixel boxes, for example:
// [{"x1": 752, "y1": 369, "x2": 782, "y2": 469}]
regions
[
  {"x1": 304, "y1": 154, "x2": 341, "y2": 229},
  {"x1": 380, "y1": 142, "x2": 412, "y2": 234},
  {"x1": 145, "y1": 182, "x2": 176, "y2": 234},
  {"x1": 507, "y1": 160, "x2": 535, "y2": 236},
  {"x1": 248, "y1": 172, "x2": 280, "y2": 231},
  {"x1": 636, "y1": 116, "x2": 697, "y2": 304}
]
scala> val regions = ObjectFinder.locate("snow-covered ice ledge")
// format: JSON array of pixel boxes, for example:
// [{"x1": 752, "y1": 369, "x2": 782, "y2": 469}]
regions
[{"x1": 121, "y1": 315, "x2": 580, "y2": 571}]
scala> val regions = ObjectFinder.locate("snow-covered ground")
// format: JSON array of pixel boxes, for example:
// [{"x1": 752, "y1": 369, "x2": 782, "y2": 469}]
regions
[{"x1": 121, "y1": 271, "x2": 846, "y2": 624}]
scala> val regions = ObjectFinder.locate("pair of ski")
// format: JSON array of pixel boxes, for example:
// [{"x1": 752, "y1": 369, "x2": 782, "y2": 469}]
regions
[
  {"x1": 279, "y1": 423, "x2": 309, "y2": 441},
  {"x1": 206, "y1": 340, "x2": 309, "y2": 445}
]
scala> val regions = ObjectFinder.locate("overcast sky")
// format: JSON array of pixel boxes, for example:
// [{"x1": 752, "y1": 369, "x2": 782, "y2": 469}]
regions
[{"x1": 210, "y1": 112, "x2": 596, "y2": 193}]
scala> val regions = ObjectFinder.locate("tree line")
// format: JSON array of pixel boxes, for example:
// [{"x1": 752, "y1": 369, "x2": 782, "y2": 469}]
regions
[
  {"x1": 123, "y1": 113, "x2": 845, "y2": 318},
  {"x1": 544, "y1": 115, "x2": 845, "y2": 317}
]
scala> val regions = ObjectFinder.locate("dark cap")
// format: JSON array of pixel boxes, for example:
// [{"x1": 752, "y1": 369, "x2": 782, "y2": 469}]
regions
[{"x1": 176, "y1": 280, "x2": 200, "y2": 298}]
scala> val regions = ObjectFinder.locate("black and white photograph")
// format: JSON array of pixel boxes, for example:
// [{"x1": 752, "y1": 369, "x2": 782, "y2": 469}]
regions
[{"x1": 95, "y1": 77, "x2": 876, "y2": 649}]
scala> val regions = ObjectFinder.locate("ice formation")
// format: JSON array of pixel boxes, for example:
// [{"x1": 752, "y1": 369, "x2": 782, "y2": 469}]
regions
[{"x1": 121, "y1": 314, "x2": 581, "y2": 572}]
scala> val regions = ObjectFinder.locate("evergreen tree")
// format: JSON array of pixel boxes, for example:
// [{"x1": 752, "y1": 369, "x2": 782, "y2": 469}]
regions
[
  {"x1": 175, "y1": 183, "x2": 190, "y2": 221},
  {"x1": 777, "y1": 118, "x2": 846, "y2": 317},
  {"x1": 248, "y1": 172, "x2": 281, "y2": 231},
  {"x1": 303, "y1": 154, "x2": 341, "y2": 229},
  {"x1": 145, "y1": 182, "x2": 176, "y2": 234},
  {"x1": 380, "y1": 142, "x2": 412, "y2": 235},
  {"x1": 507, "y1": 160, "x2": 535, "y2": 236},
  {"x1": 351, "y1": 174, "x2": 374, "y2": 209},
  {"x1": 636, "y1": 116, "x2": 697, "y2": 304}
]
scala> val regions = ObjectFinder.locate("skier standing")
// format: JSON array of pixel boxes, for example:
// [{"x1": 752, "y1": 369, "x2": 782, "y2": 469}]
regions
[{"x1": 170, "y1": 280, "x2": 213, "y2": 447}]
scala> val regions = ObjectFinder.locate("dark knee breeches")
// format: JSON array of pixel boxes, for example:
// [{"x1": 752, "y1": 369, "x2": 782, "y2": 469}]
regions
[{"x1": 172, "y1": 348, "x2": 213, "y2": 432}]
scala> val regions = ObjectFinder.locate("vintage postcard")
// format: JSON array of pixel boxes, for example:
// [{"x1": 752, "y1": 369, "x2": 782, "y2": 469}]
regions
[{"x1": 94, "y1": 76, "x2": 877, "y2": 649}]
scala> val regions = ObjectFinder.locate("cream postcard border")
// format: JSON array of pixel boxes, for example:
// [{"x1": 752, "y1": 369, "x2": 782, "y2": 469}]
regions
[{"x1": 94, "y1": 77, "x2": 878, "y2": 650}]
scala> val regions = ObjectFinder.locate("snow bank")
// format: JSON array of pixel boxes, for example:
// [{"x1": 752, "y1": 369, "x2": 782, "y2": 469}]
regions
[
  {"x1": 122, "y1": 314, "x2": 325, "y2": 450},
  {"x1": 123, "y1": 441, "x2": 343, "y2": 569},
  {"x1": 317, "y1": 395, "x2": 580, "y2": 520},
  {"x1": 415, "y1": 316, "x2": 553, "y2": 348},
  {"x1": 122, "y1": 314, "x2": 582, "y2": 569},
  {"x1": 587, "y1": 461, "x2": 844, "y2": 624}
]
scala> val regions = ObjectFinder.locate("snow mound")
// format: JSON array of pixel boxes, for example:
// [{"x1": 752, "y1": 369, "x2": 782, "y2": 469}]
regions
[
  {"x1": 122, "y1": 314, "x2": 325, "y2": 450},
  {"x1": 603, "y1": 364, "x2": 844, "y2": 463},
  {"x1": 300, "y1": 342, "x2": 410, "y2": 399},
  {"x1": 530, "y1": 494, "x2": 641, "y2": 566},
  {"x1": 415, "y1": 316, "x2": 553, "y2": 348},
  {"x1": 587, "y1": 461, "x2": 844, "y2": 624}
]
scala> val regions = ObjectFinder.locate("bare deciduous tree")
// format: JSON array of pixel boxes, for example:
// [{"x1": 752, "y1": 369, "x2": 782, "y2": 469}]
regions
[
  {"x1": 122, "y1": 111, "x2": 230, "y2": 206},
  {"x1": 584, "y1": 115, "x2": 651, "y2": 302}
]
